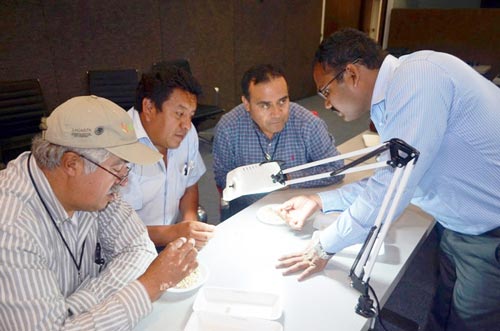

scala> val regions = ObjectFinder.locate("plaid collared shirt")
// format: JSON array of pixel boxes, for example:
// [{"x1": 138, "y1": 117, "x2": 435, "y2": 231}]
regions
[{"x1": 213, "y1": 102, "x2": 344, "y2": 190}]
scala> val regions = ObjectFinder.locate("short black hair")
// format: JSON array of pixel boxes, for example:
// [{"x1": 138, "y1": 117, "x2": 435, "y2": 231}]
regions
[
  {"x1": 241, "y1": 64, "x2": 287, "y2": 100},
  {"x1": 314, "y1": 28, "x2": 386, "y2": 79},
  {"x1": 135, "y1": 66, "x2": 202, "y2": 112}
]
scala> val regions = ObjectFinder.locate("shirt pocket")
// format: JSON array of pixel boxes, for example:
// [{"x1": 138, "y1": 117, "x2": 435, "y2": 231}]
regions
[{"x1": 172, "y1": 162, "x2": 192, "y2": 200}]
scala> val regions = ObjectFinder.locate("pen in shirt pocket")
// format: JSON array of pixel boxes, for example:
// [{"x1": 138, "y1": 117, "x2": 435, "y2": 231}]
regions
[{"x1": 183, "y1": 160, "x2": 195, "y2": 176}]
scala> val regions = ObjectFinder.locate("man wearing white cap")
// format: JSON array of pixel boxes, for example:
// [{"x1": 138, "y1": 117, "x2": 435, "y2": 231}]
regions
[{"x1": 0, "y1": 95, "x2": 198, "y2": 330}]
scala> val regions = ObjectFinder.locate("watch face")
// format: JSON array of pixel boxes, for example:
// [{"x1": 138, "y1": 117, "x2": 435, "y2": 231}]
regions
[{"x1": 314, "y1": 241, "x2": 333, "y2": 260}]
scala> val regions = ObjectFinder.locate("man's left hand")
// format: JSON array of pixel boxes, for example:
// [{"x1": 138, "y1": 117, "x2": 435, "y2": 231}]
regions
[{"x1": 276, "y1": 243, "x2": 330, "y2": 281}]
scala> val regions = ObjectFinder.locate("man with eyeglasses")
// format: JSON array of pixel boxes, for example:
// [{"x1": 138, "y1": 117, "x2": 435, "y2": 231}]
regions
[
  {"x1": 120, "y1": 67, "x2": 215, "y2": 250},
  {"x1": 276, "y1": 28, "x2": 500, "y2": 331},
  {"x1": 0, "y1": 95, "x2": 198, "y2": 330},
  {"x1": 213, "y1": 64, "x2": 344, "y2": 221}
]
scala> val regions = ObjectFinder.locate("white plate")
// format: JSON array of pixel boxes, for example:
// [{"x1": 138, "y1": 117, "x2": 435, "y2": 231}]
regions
[
  {"x1": 184, "y1": 311, "x2": 283, "y2": 331},
  {"x1": 256, "y1": 204, "x2": 287, "y2": 225},
  {"x1": 193, "y1": 287, "x2": 282, "y2": 320},
  {"x1": 168, "y1": 263, "x2": 209, "y2": 294}
]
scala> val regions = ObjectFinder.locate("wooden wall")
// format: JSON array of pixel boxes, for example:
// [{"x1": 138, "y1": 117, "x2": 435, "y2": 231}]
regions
[
  {"x1": 0, "y1": 0, "x2": 322, "y2": 112},
  {"x1": 388, "y1": 8, "x2": 500, "y2": 79}
]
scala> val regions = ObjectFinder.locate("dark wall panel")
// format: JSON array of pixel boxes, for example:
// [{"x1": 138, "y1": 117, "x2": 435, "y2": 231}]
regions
[
  {"x1": 43, "y1": 1, "x2": 91, "y2": 109},
  {"x1": 388, "y1": 9, "x2": 500, "y2": 79},
  {"x1": 1, "y1": 0, "x2": 322, "y2": 113},
  {"x1": 0, "y1": 1, "x2": 59, "y2": 110},
  {"x1": 233, "y1": 0, "x2": 286, "y2": 103},
  {"x1": 284, "y1": 0, "x2": 323, "y2": 101},
  {"x1": 44, "y1": 0, "x2": 162, "y2": 108},
  {"x1": 159, "y1": 0, "x2": 235, "y2": 109}
]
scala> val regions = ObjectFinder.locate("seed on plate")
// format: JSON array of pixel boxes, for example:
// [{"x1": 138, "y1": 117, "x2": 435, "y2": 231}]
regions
[{"x1": 175, "y1": 266, "x2": 200, "y2": 289}]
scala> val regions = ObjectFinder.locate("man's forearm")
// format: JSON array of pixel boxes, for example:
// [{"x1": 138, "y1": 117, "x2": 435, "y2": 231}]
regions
[{"x1": 179, "y1": 184, "x2": 199, "y2": 221}]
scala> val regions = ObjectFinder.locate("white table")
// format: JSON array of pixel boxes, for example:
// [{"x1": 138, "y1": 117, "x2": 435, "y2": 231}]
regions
[{"x1": 134, "y1": 133, "x2": 434, "y2": 331}]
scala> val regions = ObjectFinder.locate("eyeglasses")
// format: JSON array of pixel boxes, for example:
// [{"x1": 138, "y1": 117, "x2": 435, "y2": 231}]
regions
[
  {"x1": 317, "y1": 58, "x2": 360, "y2": 100},
  {"x1": 78, "y1": 154, "x2": 130, "y2": 185}
]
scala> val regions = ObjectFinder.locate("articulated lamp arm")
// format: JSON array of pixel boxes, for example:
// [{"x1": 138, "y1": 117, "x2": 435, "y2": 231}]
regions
[{"x1": 222, "y1": 138, "x2": 420, "y2": 319}]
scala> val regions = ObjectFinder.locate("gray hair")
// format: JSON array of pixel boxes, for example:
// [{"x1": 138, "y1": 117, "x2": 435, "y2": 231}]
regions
[{"x1": 31, "y1": 134, "x2": 111, "y2": 174}]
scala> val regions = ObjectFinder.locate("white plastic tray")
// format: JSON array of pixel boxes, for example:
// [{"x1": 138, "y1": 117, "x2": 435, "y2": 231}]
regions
[
  {"x1": 192, "y1": 287, "x2": 282, "y2": 320},
  {"x1": 184, "y1": 311, "x2": 283, "y2": 331}
]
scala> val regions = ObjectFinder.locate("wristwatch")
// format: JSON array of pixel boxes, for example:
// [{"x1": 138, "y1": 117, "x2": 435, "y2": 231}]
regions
[{"x1": 311, "y1": 231, "x2": 335, "y2": 260}]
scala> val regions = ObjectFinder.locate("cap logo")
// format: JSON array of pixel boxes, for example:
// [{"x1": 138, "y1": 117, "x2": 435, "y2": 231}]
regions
[
  {"x1": 71, "y1": 128, "x2": 92, "y2": 138},
  {"x1": 121, "y1": 122, "x2": 133, "y2": 134},
  {"x1": 95, "y1": 127, "x2": 104, "y2": 135}
]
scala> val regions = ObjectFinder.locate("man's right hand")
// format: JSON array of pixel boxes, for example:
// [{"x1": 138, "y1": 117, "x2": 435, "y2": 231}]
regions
[
  {"x1": 280, "y1": 194, "x2": 322, "y2": 230},
  {"x1": 175, "y1": 221, "x2": 216, "y2": 250},
  {"x1": 138, "y1": 237, "x2": 198, "y2": 302}
]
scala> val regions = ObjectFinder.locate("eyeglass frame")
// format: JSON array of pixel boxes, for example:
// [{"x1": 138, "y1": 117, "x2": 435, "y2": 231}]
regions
[
  {"x1": 317, "y1": 58, "x2": 361, "y2": 100},
  {"x1": 78, "y1": 153, "x2": 130, "y2": 185}
]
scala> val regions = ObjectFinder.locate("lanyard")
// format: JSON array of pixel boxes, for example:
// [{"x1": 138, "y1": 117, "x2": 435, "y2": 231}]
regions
[
  {"x1": 27, "y1": 154, "x2": 86, "y2": 283},
  {"x1": 254, "y1": 128, "x2": 282, "y2": 162}
]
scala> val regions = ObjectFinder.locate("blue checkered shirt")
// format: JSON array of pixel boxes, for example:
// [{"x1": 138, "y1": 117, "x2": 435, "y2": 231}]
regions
[{"x1": 213, "y1": 102, "x2": 344, "y2": 191}]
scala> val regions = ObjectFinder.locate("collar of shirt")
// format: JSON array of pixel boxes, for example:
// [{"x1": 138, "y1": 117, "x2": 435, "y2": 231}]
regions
[
  {"x1": 370, "y1": 54, "x2": 400, "y2": 129},
  {"x1": 127, "y1": 107, "x2": 181, "y2": 176},
  {"x1": 128, "y1": 107, "x2": 159, "y2": 151}
]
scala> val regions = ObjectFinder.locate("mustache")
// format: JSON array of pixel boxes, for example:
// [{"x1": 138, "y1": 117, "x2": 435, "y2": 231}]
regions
[
  {"x1": 108, "y1": 184, "x2": 121, "y2": 199},
  {"x1": 110, "y1": 185, "x2": 121, "y2": 194}
]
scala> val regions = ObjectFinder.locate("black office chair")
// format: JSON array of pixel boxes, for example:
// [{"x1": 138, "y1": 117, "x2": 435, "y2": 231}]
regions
[
  {"x1": 151, "y1": 59, "x2": 224, "y2": 141},
  {"x1": 0, "y1": 79, "x2": 47, "y2": 166},
  {"x1": 87, "y1": 69, "x2": 139, "y2": 111}
]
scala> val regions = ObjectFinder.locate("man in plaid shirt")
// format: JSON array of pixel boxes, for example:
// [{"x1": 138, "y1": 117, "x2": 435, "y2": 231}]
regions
[{"x1": 213, "y1": 64, "x2": 344, "y2": 221}]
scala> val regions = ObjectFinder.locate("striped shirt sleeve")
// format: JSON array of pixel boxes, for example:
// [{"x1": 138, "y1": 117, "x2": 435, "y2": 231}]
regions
[{"x1": 0, "y1": 154, "x2": 157, "y2": 330}]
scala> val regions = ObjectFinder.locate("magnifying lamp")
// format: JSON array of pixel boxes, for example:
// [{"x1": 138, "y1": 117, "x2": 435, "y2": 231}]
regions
[{"x1": 223, "y1": 138, "x2": 420, "y2": 320}]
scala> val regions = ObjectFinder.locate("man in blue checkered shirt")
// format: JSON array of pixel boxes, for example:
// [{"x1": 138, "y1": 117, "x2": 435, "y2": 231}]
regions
[{"x1": 213, "y1": 64, "x2": 344, "y2": 221}]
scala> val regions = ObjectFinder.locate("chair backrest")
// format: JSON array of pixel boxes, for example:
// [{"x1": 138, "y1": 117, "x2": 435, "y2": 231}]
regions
[
  {"x1": 88, "y1": 69, "x2": 138, "y2": 110},
  {"x1": 0, "y1": 79, "x2": 47, "y2": 140},
  {"x1": 152, "y1": 59, "x2": 192, "y2": 75},
  {"x1": 0, "y1": 79, "x2": 47, "y2": 164},
  {"x1": 150, "y1": 59, "x2": 225, "y2": 132}
]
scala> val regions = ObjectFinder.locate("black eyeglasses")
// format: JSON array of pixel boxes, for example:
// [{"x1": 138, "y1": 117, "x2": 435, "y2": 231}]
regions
[
  {"x1": 78, "y1": 154, "x2": 130, "y2": 185},
  {"x1": 317, "y1": 58, "x2": 360, "y2": 100}
]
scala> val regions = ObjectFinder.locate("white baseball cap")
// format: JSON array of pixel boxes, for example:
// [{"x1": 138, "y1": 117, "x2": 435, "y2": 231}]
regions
[{"x1": 43, "y1": 95, "x2": 161, "y2": 165}]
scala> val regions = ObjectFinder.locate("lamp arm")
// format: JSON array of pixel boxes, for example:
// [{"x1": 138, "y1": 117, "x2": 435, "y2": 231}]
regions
[
  {"x1": 272, "y1": 138, "x2": 418, "y2": 187},
  {"x1": 345, "y1": 139, "x2": 419, "y2": 319},
  {"x1": 273, "y1": 138, "x2": 421, "y2": 318}
]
